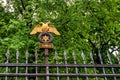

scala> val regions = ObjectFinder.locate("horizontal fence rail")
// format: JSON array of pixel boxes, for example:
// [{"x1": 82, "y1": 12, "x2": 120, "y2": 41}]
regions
[
  {"x1": 0, "y1": 50, "x2": 119, "y2": 80},
  {"x1": 0, "y1": 73, "x2": 120, "y2": 77},
  {"x1": 0, "y1": 64, "x2": 120, "y2": 67}
]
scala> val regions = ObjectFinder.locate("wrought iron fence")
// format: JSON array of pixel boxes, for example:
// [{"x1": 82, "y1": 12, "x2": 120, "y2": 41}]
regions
[{"x1": 0, "y1": 50, "x2": 120, "y2": 80}]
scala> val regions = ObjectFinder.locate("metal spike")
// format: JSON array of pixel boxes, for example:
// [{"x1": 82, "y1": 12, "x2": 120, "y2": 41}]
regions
[
  {"x1": 6, "y1": 49, "x2": 10, "y2": 61},
  {"x1": 16, "y1": 50, "x2": 19, "y2": 61},
  {"x1": 35, "y1": 51, "x2": 38, "y2": 63},
  {"x1": 25, "y1": 50, "x2": 29, "y2": 63}
]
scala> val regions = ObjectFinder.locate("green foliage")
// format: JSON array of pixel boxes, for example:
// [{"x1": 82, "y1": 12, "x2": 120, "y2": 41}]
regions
[
  {"x1": 0, "y1": 0, "x2": 120, "y2": 59},
  {"x1": 0, "y1": 1, "x2": 120, "y2": 79},
  {"x1": 0, "y1": 0, "x2": 119, "y2": 53}
]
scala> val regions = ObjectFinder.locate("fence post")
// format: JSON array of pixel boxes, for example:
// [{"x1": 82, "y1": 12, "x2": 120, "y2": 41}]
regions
[
  {"x1": 16, "y1": 50, "x2": 19, "y2": 80},
  {"x1": 55, "y1": 51, "x2": 60, "y2": 80},
  {"x1": 5, "y1": 49, "x2": 10, "y2": 80},
  {"x1": 72, "y1": 51, "x2": 79, "y2": 80},
  {"x1": 107, "y1": 51, "x2": 116, "y2": 80},
  {"x1": 98, "y1": 51, "x2": 107, "y2": 80},
  {"x1": 45, "y1": 49, "x2": 49, "y2": 80},
  {"x1": 35, "y1": 51, "x2": 38, "y2": 80},
  {"x1": 81, "y1": 52, "x2": 88, "y2": 80},
  {"x1": 25, "y1": 50, "x2": 29, "y2": 80}
]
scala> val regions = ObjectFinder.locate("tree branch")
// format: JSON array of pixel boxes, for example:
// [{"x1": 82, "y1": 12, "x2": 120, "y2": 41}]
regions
[
  {"x1": 101, "y1": 39, "x2": 110, "y2": 51},
  {"x1": 88, "y1": 38, "x2": 96, "y2": 49},
  {"x1": 20, "y1": 0, "x2": 25, "y2": 10}
]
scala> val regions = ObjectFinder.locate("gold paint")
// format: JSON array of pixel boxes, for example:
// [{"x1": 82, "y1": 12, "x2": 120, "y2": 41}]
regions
[
  {"x1": 42, "y1": 35, "x2": 49, "y2": 42},
  {"x1": 40, "y1": 43, "x2": 54, "y2": 49},
  {"x1": 30, "y1": 21, "x2": 60, "y2": 35}
]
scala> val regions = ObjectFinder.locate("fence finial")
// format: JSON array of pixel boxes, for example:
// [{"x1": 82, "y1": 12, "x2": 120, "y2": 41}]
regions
[
  {"x1": 30, "y1": 21, "x2": 60, "y2": 80},
  {"x1": 30, "y1": 21, "x2": 60, "y2": 35},
  {"x1": 30, "y1": 21, "x2": 60, "y2": 49}
]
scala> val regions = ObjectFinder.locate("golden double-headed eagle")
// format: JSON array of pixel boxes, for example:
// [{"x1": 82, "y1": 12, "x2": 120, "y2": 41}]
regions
[{"x1": 30, "y1": 21, "x2": 60, "y2": 35}]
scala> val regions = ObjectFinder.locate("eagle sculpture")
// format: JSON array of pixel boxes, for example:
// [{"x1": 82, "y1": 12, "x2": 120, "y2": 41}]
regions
[{"x1": 30, "y1": 21, "x2": 60, "y2": 35}]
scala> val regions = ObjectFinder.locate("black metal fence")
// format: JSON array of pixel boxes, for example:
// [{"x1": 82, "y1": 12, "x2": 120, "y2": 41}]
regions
[{"x1": 0, "y1": 50, "x2": 120, "y2": 80}]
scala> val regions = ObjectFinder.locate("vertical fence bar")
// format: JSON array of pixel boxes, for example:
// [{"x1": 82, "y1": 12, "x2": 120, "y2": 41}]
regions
[
  {"x1": 16, "y1": 50, "x2": 19, "y2": 80},
  {"x1": 115, "y1": 52, "x2": 120, "y2": 64},
  {"x1": 25, "y1": 50, "x2": 29, "y2": 80},
  {"x1": 90, "y1": 52, "x2": 98, "y2": 80},
  {"x1": 107, "y1": 52, "x2": 117, "y2": 80},
  {"x1": 35, "y1": 51, "x2": 38, "y2": 80},
  {"x1": 1, "y1": 49, "x2": 120, "y2": 79},
  {"x1": 98, "y1": 52, "x2": 107, "y2": 80},
  {"x1": 5, "y1": 49, "x2": 10, "y2": 80},
  {"x1": 72, "y1": 51, "x2": 79, "y2": 80},
  {"x1": 55, "y1": 51, "x2": 60, "y2": 80},
  {"x1": 64, "y1": 51, "x2": 69, "y2": 80},
  {"x1": 81, "y1": 52, "x2": 88, "y2": 80},
  {"x1": 45, "y1": 49, "x2": 49, "y2": 80}
]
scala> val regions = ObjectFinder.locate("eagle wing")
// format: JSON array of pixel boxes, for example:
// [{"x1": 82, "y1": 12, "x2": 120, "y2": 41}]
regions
[
  {"x1": 49, "y1": 25, "x2": 60, "y2": 35},
  {"x1": 30, "y1": 24, "x2": 42, "y2": 35}
]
